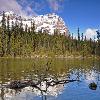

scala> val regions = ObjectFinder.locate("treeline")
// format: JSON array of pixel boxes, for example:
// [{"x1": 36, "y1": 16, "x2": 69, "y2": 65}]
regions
[{"x1": 0, "y1": 12, "x2": 100, "y2": 57}]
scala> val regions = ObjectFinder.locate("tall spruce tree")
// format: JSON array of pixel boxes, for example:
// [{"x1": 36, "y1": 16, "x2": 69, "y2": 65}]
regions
[
  {"x1": 77, "y1": 27, "x2": 80, "y2": 51},
  {"x1": 81, "y1": 33, "x2": 84, "y2": 41},
  {"x1": 1, "y1": 11, "x2": 6, "y2": 56},
  {"x1": 78, "y1": 27, "x2": 80, "y2": 41},
  {"x1": 7, "y1": 15, "x2": 11, "y2": 55},
  {"x1": 96, "y1": 30, "x2": 100, "y2": 56}
]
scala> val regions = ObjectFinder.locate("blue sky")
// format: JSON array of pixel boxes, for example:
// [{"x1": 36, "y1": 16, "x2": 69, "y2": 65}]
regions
[
  {"x1": 17, "y1": 0, "x2": 100, "y2": 35},
  {"x1": 0, "y1": 0, "x2": 100, "y2": 39}
]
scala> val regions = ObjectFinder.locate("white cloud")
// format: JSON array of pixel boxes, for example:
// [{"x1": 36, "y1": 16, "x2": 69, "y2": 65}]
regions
[
  {"x1": 17, "y1": 0, "x2": 38, "y2": 16},
  {"x1": 47, "y1": 0, "x2": 64, "y2": 12},
  {"x1": 0, "y1": 0, "x2": 25, "y2": 16},
  {"x1": 0, "y1": 0, "x2": 65, "y2": 16},
  {"x1": 47, "y1": 0, "x2": 59, "y2": 11},
  {"x1": 0, "y1": 0, "x2": 37, "y2": 17},
  {"x1": 85, "y1": 28, "x2": 97, "y2": 40}
]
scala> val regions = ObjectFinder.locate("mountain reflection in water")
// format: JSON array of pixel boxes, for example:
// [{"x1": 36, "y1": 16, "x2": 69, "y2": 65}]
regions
[{"x1": 0, "y1": 58, "x2": 100, "y2": 100}]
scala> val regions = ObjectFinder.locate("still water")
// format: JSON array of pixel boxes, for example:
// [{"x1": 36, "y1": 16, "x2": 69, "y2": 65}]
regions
[{"x1": 0, "y1": 58, "x2": 100, "y2": 100}]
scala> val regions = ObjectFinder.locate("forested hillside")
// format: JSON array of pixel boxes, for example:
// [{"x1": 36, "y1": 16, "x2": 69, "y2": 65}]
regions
[{"x1": 0, "y1": 12, "x2": 100, "y2": 58}]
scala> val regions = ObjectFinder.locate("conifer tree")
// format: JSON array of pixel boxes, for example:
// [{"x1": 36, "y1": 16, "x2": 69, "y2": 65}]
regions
[
  {"x1": 1, "y1": 11, "x2": 6, "y2": 56},
  {"x1": 81, "y1": 33, "x2": 83, "y2": 41},
  {"x1": 78, "y1": 27, "x2": 80, "y2": 41},
  {"x1": 96, "y1": 30, "x2": 100, "y2": 56},
  {"x1": 7, "y1": 15, "x2": 11, "y2": 55},
  {"x1": 77, "y1": 27, "x2": 80, "y2": 51}
]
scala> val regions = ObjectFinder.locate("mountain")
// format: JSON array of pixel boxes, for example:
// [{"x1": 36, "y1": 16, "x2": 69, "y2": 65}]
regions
[{"x1": 0, "y1": 11, "x2": 69, "y2": 35}]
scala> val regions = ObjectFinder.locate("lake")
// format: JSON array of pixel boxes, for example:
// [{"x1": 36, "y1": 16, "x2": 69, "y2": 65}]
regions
[{"x1": 0, "y1": 58, "x2": 100, "y2": 100}]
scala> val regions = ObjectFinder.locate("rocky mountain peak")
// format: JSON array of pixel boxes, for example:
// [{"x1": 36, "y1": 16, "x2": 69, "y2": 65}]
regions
[{"x1": 0, "y1": 11, "x2": 69, "y2": 35}]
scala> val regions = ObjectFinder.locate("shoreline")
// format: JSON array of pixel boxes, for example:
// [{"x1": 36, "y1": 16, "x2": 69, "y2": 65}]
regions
[{"x1": 0, "y1": 55, "x2": 99, "y2": 60}]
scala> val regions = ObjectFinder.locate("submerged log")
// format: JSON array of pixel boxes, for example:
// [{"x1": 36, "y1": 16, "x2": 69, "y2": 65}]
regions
[
  {"x1": 6, "y1": 81, "x2": 28, "y2": 89},
  {"x1": 5, "y1": 80, "x2": 40, "y2": 90},
  {"x1": 47, "y1": 79, "x2": 79, "y2": 86},
  {"x1": 5, "y1": 79, "x2": 79, "y2": 90}
]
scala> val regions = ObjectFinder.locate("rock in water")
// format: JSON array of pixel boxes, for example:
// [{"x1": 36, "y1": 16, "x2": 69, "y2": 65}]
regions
[{"x1": 89, "y1": 82, "x2": 97, "y2": 90}]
